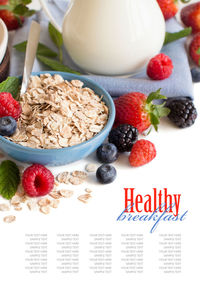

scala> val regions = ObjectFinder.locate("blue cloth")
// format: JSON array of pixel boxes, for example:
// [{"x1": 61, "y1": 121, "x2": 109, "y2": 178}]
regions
[{"x1": 9, "y1": 0, "x2": 193, "y2": 99}]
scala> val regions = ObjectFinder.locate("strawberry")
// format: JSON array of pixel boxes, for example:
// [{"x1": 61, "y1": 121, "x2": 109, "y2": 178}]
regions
[
  {"x1": 114, "y1": 89, "x2": 170, "y2": 134},
  {"x1": 189, "y1": 33, "x2": 200, "y2": 66},
  {"x1": 181, "y1": 2, "x2": 200, "y2": 34},
  {"x1": 157, "y1": 0, "x2": 178, "y2": 20},
  {"x1": 129, "y1": 139, "x2": 156, "y2": 167},
  {"x1": 0, "y1": 0, "x2": 35, "y2": 31}
]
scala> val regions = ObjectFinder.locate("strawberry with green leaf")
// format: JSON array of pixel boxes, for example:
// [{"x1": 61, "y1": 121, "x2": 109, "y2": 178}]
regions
[
  {"x1": 0, "y1": 0, "x2": 35, "y2": 31},
  {"x1": 189, "y1": 33, "x2": 200, "y2": 66},
  {"x1": 114, "y1": 89, "x2": 170, "y2": 134}
]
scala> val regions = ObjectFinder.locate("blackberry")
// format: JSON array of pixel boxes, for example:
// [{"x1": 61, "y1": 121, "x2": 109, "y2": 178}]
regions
[
  {"x1": 108, "y1": 124, "x2": 138, "y2": 152},
  {"x1": 167, "y1": 98, "x2": 197, "y2": 128}
]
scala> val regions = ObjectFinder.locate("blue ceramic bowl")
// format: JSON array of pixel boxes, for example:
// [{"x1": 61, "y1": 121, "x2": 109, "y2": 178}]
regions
[{"x1": 0, "y1": 71, "x2": 115, "y2": 166}]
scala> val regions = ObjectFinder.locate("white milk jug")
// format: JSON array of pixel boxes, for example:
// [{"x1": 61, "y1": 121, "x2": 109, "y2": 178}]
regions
[{"x1": 40, "y1": 0, "x2": 166, "y2": 76}]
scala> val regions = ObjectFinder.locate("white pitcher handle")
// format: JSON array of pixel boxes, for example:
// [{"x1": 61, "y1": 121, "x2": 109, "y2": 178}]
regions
[{"x1": 39, "y1": 0, "x2": 63, "y2": 33}]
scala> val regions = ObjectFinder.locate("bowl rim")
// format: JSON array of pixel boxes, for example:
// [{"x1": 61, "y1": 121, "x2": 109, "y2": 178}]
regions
[{"x1": 0, "y1": 71, "x2": 115, "y2": 153}]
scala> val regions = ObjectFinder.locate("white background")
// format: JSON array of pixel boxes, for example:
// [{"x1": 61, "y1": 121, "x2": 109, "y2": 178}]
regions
[{"x1": 0, "y1": 0, "x2": 200, "y2": 282}]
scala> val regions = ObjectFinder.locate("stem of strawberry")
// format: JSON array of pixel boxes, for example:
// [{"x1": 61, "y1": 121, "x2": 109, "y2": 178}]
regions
[{"x1": 145, "y1": 89, "x2": 171, "y2": 132}]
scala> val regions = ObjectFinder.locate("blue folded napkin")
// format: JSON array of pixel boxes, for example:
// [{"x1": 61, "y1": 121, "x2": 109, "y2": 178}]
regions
[{"x1": 9, "y1": 0, "x2": 193, "y2": 99}]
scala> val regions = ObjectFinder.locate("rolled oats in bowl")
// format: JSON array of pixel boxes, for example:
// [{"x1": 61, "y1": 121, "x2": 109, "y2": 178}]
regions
[{"x1": 7, "y1": 73, "x2": 109, "y2": 149}]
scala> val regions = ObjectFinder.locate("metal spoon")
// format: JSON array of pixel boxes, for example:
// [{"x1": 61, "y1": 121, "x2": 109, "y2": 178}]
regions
[{"x1": 20, "y1": 21, "x2": 41, "y2": 95}]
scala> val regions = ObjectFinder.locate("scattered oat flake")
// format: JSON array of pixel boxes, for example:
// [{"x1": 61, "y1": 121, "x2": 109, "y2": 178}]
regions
[
  {"x1": 10, "y1": 195, "x2": 21, "y2": 206},
  {"x1": 18, "y1": 166, "x2": 26, "y2": 172},
  {"x1": 20, "y1": 195, "x2": 28, "y2": 203},
  {"x1": 14, "y1": 206, "x2": 22, "y2": 211},
  {"x1": 27, "y1": 201, "x2": 37, "y2": 211},
  {"x1": 49, "y1": 191, "x2": 61, "y2": 199},
  {"x1": 50, "y1": 199, "x2": 60, "y2": 208},
  {"x1": 59, "y1": 189, "x2": 74, "y2": 198},
  {"x1": 56, "y1": 171, "x2": 70, "y2": 184},
  {"x1": 38, "y1": 198, "x2": 51, "y2": 207},
  {"x1": 78, "y1": 193, "x2": 92, "y2": 204},
  {"x1": 85, "y1": 163, "x2": 97, "y2": 173},
  {"x1": 15, "y1": 185, "x2": 25, "y2": 197},
  {"x1": 3, "y1": 215, "x2": 16, "y2": 223},
  {"x1": 85, "y1": 188, "x2": 92, "y2": 193},
  {"x1": 69, "y1": 176, "x2": 85, "y2": 185},
  {"x1": 40, "y1": 206, "x2": 50, "y2": 214},
  {"x1": 71, "y1": 171, "x2": 87, "y2": 179},
  {"x1": 0, "y1": 203, "x2": 10, "y2": 211}
]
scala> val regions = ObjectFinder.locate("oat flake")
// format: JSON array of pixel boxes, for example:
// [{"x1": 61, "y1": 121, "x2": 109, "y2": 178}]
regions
[
  {"x1": 85, "y1": 163, "x2": 97, "y2": 173},
  {"x1": 7, "y1": 74, "x2": 108, "y2": 149},
  {"x1": 50, "y1": 199, "x2": 60, "y2": 208},
  {"x1": 38, "y1": 198, "x2": 51, "y2": 207},
  {"x1": 56, "y1": 172, "x2": 70, "y2": 184},
  {"x1": 78, "y1": 194, "x2": 92, "y2": 204},
  {"x1": 0, "y1": 204, "x2": 10, "y2": 211},
  {"x1": 59, "y1": 189, "x2": 74, "y2": 198},
  {"x1": 40, "y1": 206, "x2": 50, "y2": 214},
  {"x1": 3, "y1": 215, "x2": 16, "y2": 223}
]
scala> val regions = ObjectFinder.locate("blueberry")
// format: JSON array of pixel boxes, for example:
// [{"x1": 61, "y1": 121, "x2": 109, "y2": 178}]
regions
[
  {"x1": 96, "y1": 164, "x2": 117, "y2": 184},
  {"x1": 0, "y1": 116, "x2": 17, "y2": 136},
  {"x1": 96, "y1": 143, "x2": 118, "y2": 163},
  {"x1": 191, "y1": 67, "x2": 200, "y2": 83}
]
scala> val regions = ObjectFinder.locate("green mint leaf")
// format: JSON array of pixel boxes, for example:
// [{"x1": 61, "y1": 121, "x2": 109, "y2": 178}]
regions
[
  {"x1": 0, "y1": 160, "x2": 20, "y2": 200},
  {"x1": 180, "y1": 0, "x2": 191, "y2": 3},
  {"x1": 21, "y1": 0, "x2": 32, "y2": 4},
  {"x1": 36, "y1": 43, "x2": 57, "y2": 57},
  {"x1": 164, "y1": 27, "x2": 192, "y2": 45},
  {"x1": 14, "y1": 41, "x2": 27, "y2": 52},
  {"x1": 13, "y1": 4, "x2": 28, "y2": 16},
  {"x1": 23, "y1": 9, "x2": 36, "y2": 17},
  {"x1": 0, "y1": 77, "x2": 20, "y2": 99},
  {"x1": 37, "y1": 55, "x2": 81, "y2": 75},
  {"x1": 12, "y1": 3, "x2": 35, "y2": 17},
  {"x1": 14, "y1": 41, "x2": 57, "y2": 57},
  {"x1": 146, "y1": 89, "x2": 167, "y2": 104},
  {"x1": 48, "y1": 22, "x2": 63, "y2": 48},
  {"x1": 196, "y1": 48, "x2": 200, "y2": 55}
]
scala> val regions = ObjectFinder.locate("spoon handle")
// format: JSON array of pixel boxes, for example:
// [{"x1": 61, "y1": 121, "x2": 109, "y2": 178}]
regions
[{"x1": 20, "y1": 21, "x2": 41, "y2": 95}]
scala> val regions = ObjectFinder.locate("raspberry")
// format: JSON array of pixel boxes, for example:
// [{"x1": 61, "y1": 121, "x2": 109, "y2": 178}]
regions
[
  {"x1": 147, "y1": 53, "x2": 173, "y2": 80},
  {"x1": 129, "y1": 140, "x2": 156, "y2": 167},
  {"x1": 0, "y1": 92, "x2": 22, "y2": 120},
  {"x1": 22, "y1": 164, "x2": 54, "y2": 197}
]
